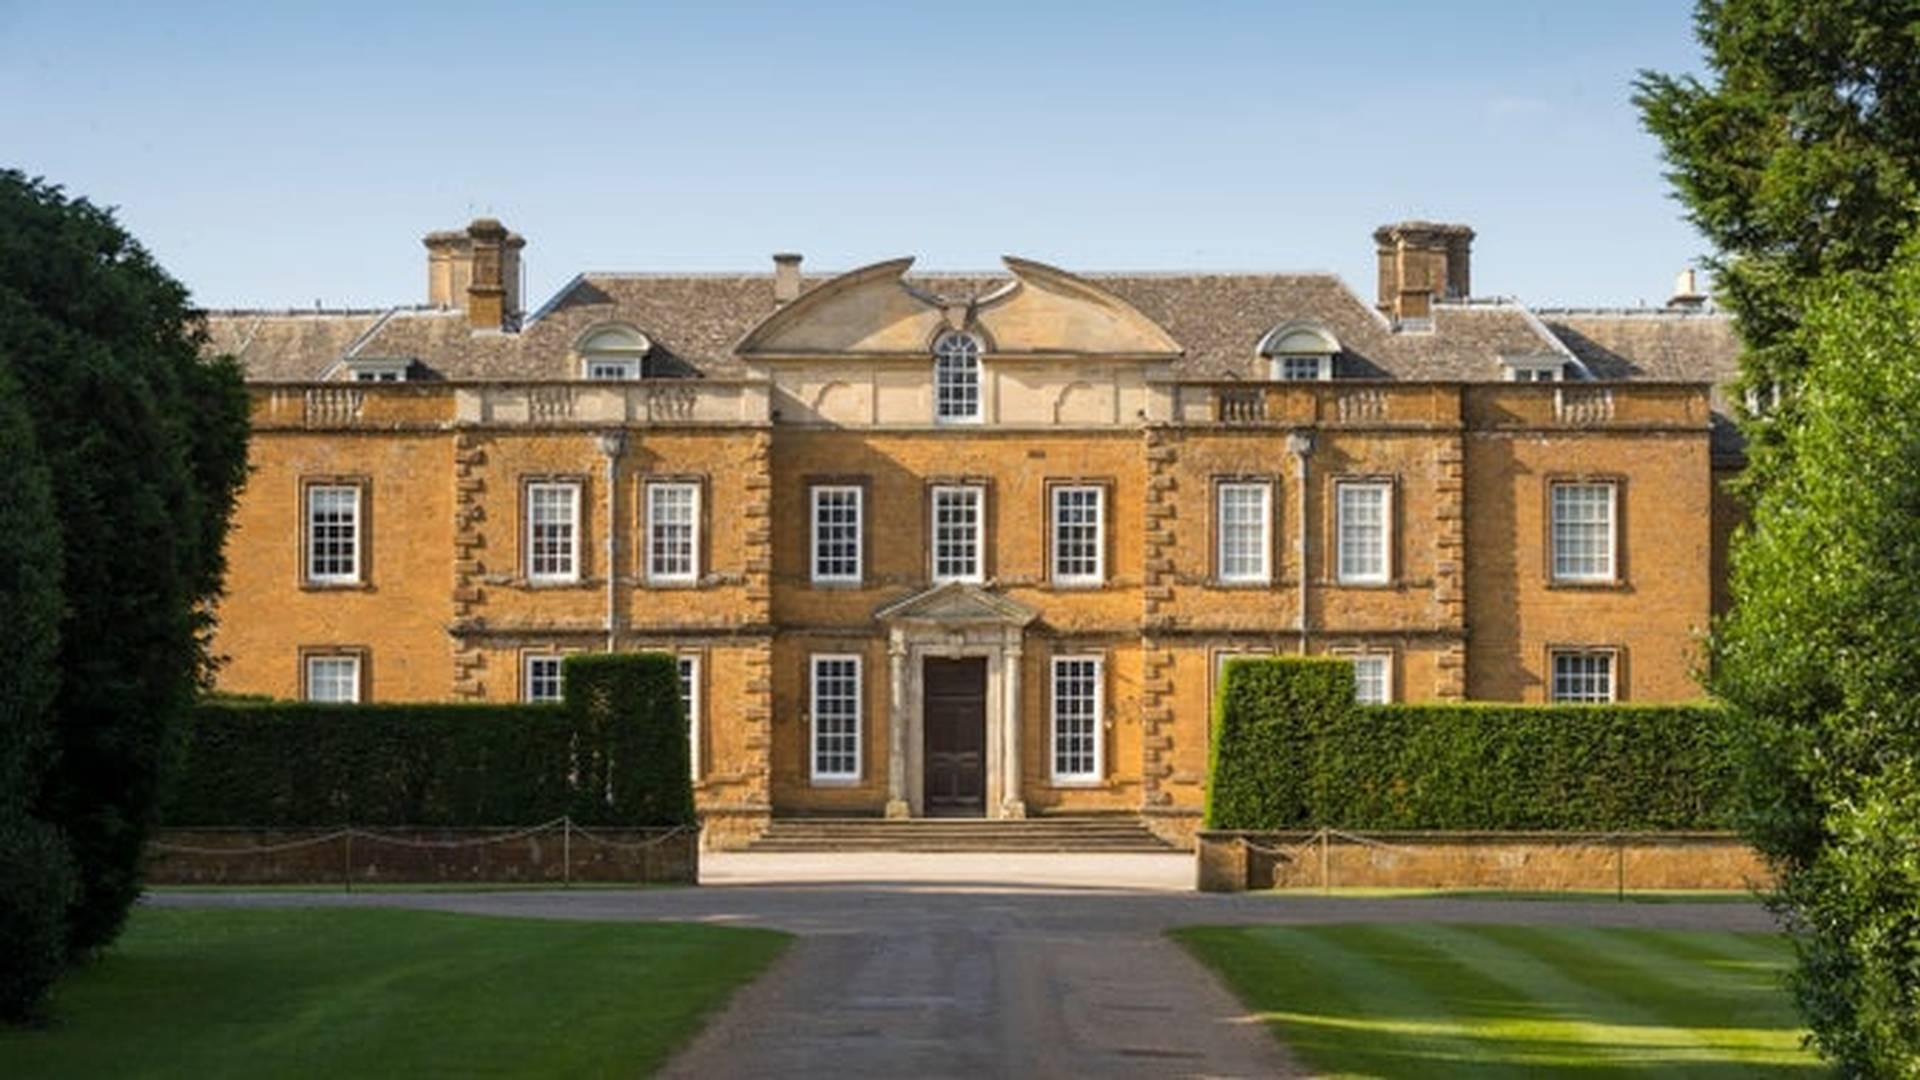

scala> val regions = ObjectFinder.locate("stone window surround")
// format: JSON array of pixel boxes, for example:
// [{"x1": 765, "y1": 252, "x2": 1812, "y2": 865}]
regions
[
  {"x1": 518, "y1": 474, "x2": 590, "y2": 587},
  {"x1": 807, "y1": 477, "x2": 868, "y2": 588},
  {"x1": 1544, "y1": 474, "x2": 1628, "y2": 589},
  {"x1": 809, "y1": 652, "x2": 864, "y2": 785},
  {"x1": 1044, "y1": 478, "x2": 1112, "y2": 589},
  {"x1": 299, "y1": 644, "x2": 368, "y2": 703},
  {"x1": 643, "y1": 477, "x2": 704, "y2": 586},
  {"x1": 1210, "y1": 474, "x2": 1279, "y2": 587},
  {"x1": 926, "y1": 478, "x2": 992, "y2": 584},
  {"x1": 1546, "y1": 643, "x2": 1627, "y2": 703},
  {"x1": 299, "y1": 475, "x2": 372, "y2": 590},
  {"x1": 1048, "y1": 650, "x2": 1107, "y2": 785},
  {"x1": 1329, "y1": 643, "x2": 1398, "y2": 704}
]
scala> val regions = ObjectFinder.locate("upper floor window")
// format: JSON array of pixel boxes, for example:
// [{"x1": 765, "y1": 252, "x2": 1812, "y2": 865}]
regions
[
  {"x1": 305, "y1": 482, "x2": 362, "y2": 585},
  {"x1": 524, "y1": 654, "x2": 564, "y2": 704},
  {"x1": 1335, "y1": 480, "x2": 1392, "y2": 584},
  {"x1": 810, "y1": 485, "x2": 863, "y2": 585},
  {"x1": 586, "y1": 358, "x2": 639, "y2": 380},
  {"x1": 1257, "y1": 321, "x2": 1339, "y2": 382},
  {"x1": 347, "y1": 358, "x2": 409, "y2": 382},
  {"x1": 578, "y1": 325, "x2": 651, "y2": 380},
  {"x1": 1050, "y1": 485, "x2": 1105, "y2": 586},
  {"x1": 1504, "y1": 358, "x2": 1565, "y2": 382},
  {"x1": 1550, "y1": 481, "x2": 1616, "y2": 582},
  {"x1": 1216, "y1": 481, "x2": 1271, "y2": 584},
  {"x1": 1275, "y1": 355, "x2": 1329, "y2": 381},
  {"x1": 646, "y1": 481, "x2": 700, "y2": 584},
  {"x1": 526, "y1": 481, "x2": 581, "y2": 584},
  {"x1": 933, "y1": 332, "x2": 982, "y2": 423},
  {"x1": 931, "y1": 485, "x2": 985, "y2": 583},
  {"x1": 1551, "y1": 649, "x2": 1616, "y2": 703}
]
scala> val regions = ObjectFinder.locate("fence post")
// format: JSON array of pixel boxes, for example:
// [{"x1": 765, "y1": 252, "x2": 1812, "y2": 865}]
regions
[
  {"x1": 343, "y1": 831, "x2": 353, "y2": 893},
  {"x1": 1321, "y1": 828, "x2": 1332, "y2": 895},
  {"x1": 563, "y1": 817, "x2": 572, "y2": 889},
  {"x1": 1615, "y1": 835, "x2": 1625, "y2": 902}
]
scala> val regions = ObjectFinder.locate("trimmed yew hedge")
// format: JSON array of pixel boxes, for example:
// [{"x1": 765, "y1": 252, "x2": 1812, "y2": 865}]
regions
[
  {"x1": 1204, "y1": 657, "x2": 1736, "y2": 831},
  {"x1": 164, "y1": 653, "x2": 693, "y2": 827}
]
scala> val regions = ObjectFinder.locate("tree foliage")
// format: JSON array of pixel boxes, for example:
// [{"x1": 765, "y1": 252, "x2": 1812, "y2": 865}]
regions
[
  {"x1": 1711, "y1": 239, "x2": 1920, "y2": 1077},
  {"x1": 1635, "y1": 1, "x2": 1920, "y2": 475},
  {"x1": 0, "y1": 170, "x2": 250, "y2": 962}
]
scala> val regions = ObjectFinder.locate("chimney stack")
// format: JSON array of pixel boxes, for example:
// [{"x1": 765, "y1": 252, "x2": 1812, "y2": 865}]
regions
[
  {"x1": 773, "y1": 253, "x2": 803, "y2": 306},
  {"x1": 1668, "y1": 268, "x2": 1707, "y2": 310},
  {"x1": 1374, "y1": 221, "x2": 1474, "y2": 323},
  {"x1": 423, "y1": 217, "x2": 527, "y2": 330}
]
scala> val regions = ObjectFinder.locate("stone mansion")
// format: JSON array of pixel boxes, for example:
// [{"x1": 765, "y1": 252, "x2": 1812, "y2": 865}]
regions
[{"x1": 203, "y1": 218, "x2": 1741, "y2": 846}]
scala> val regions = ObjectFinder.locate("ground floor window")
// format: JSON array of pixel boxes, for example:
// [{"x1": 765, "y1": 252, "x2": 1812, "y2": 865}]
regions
[
  {"x1": 304, "y1": 653, "x2": 362, "y2": 703},
  {"x1": 1350, "y1": 654, "x2": 1391, "y2": 705},
  {"x1": 1050, "y1": 655, "x2": 1103, "y2": 782},
  {"x1": 810, "y1": 654, "x2": 861, "y2": 782},
  {"x1": 1551, "y1": 649, "x2": 1616, "y2": 703},
  {"x1": 678, "y1": 654, "x2": 702, "y2": 779},
  {"x1": 523, "y1": 654, "x2": 564, "y2": 703}
]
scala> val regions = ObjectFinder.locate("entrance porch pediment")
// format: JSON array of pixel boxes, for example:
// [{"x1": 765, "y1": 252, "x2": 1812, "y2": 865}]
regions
[{"x1": 874, "y1": 581, "x2": 1039, "y2": 628}]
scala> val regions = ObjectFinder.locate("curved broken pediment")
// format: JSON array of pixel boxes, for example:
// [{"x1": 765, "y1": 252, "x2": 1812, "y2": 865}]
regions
[{"x1": 736, "y1": 256, "x2": 1183, "y2": 360}]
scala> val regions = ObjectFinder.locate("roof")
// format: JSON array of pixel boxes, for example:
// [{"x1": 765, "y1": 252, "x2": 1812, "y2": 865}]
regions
[{"x1": 201, "y1": 267, "x2": 1739, "y2": 400}]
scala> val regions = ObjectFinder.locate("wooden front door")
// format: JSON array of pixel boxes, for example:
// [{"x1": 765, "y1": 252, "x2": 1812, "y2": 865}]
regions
[{"x1": 923, "y1": 658, "x2": 987, "y2": 816}]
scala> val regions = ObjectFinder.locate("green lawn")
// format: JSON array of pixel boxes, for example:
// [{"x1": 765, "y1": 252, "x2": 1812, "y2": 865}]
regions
[
  {"x1": 1173, "y1": 923, "x2": 1819, "y2": 1078},
  {"x1": 3, "y1": 907, "x2": 788, "y2": 1079}
]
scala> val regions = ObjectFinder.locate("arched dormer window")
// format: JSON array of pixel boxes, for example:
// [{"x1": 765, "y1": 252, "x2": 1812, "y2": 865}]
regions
[
  {"x1": 1257, "y1": 321, "x2": 1340, "y2": 382},
  {"x1": 577, "y1": 325, "x2": 652, "y2": 380},
  {"x1": 933, "y1": 331, "x2": 982, "y2": 423}
]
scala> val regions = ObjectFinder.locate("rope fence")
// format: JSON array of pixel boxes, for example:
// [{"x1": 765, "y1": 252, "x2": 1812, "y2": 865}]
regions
[{"x1": 145, "y1": 818, "x2": 699, "y2": 888}]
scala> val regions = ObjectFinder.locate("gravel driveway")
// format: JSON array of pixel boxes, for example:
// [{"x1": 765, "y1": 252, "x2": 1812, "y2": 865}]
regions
[{"x1": 150, "y1": 852, "x2": 1775, "y2": 1079}]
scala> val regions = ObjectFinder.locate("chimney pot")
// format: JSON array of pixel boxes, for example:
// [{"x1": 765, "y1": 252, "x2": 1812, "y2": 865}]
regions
[
  {"x1": 773, "y1": 253, "x2": 803, "y2": 306},
  {"x1": 1668, "y1": 268, "x2": 1707, "y2": 310}
]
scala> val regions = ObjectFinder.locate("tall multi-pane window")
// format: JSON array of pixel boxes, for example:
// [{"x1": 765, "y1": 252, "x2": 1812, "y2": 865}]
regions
[
  {"x1": 678, "y1": 654, "x2": 701, "y2": 778},
  {"x1": 810, "y1": 485, "x2": 863, "y2": 585},
  {"x1": 810, "y1": 654, "x2": 861, "y2": 781},
  {"x1": 524, "y1": 654, "x2": 564, "y2": 703},
  {"x1": 306, "y1": 484, "x2": 361, "y2": 584},
  {"x1": 1550, "y1": 482, "x2": 1616, "y2": 582},
  {"x1": 1216, "y1": 482, "x2": 1271, "y2": 584},
  {"x1": 526, "y1": 482, "x2": 580, "y2": 583},
  {"x1": 1051, "y1": 656, "x2": 1102, "y2": 781},
  {"x1": 1336, "y1": 481, "x2": 1391, "y2": 584},
  {"x1": 305, "y1": 654, "x2": 361, "y2": 703},
  {"x1": 1551, "y1": 650, "x2": 1615, "y2": 703},
  {"x1": 931, "y1": 485, "x2": 985, "y2": 583},
  {"x1": 647, "y1": 482, "x2": 700, "y2": 584},
  {"x1": 1050, "y1": 485, "x2": 1104, "y2": 586},
  {"x1": 933, "y1": 332, "x2": 982, "y2": 423},
  {"x1": 1351, "y1": 654, "x2": 1391, "y2": 705}
]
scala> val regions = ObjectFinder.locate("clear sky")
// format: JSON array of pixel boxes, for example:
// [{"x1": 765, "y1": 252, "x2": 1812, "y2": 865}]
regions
[{"x1": 1, "y1": 1, "x2": 1712, "y2": 312}]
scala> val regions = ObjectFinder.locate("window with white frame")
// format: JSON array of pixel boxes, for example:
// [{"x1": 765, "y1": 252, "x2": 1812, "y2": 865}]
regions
[
  {"x1": 1336, "y1": 480, "x2": 1392, "y2": 584},
  {"x1": 1050, "y1": 485, "x2": 1104, "y2": 586},
  {"x1": 348, "y1": 358, "x2": 409, "y2": 382},
  {"x1": 524, "y1": 654, "x2": 564, "y2": 704},
  {"x1": 1275, "y1": 355, "x2": 1328, "y2": 381},
  {"x1": 678, "y1": 654, "x2": 701, "y2": 779},
  {"x1": 1351, "y1": 654, "x2": 1391, "y2": 705},
  {"x1": 1551, "y1": 649, "x2": 1615, "y2": 703},
  {"x1": 1504, "y1": 360, "x2": 1565, "y2": 382},
  {"x1": 585, "y1": 358, "x2": 639, "y2": 380},
  {"x1": 1051, "y1": 655, "x2": 1102, "y2": 781},
  {"x1": 810, "y1": 654, "x2": 861, "y2": 781},
  {"x1": 810, "y1": 485, "x2": 863, "y2": 585},
  {"x1": 305, "y1": 653, "x2": 361, "y2": 703},
  {"x1": 1216, "y1": 481, "x2": 1271, "y2": 584},
  {"x1": 526, "y1": 482, "x2": 581, "y2": 583},
  {"x1": 931, "y1": 485, "x2": 985, "y2": 583},
  {"x1": 305, "y1": 483, "x2": 362, "y2": 584},
  {"x1": 1550, "y1": 481, "x2": 1616, "y2": 582},
  {"x1": 933, "y1": 332, "x2": 982, "y2": 423},
  {"x1": 646, "y1": 482, "x2": 700, "y2": 584}
]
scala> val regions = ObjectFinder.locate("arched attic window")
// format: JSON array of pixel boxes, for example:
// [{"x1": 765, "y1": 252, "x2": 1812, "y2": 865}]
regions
[
  {"x1": 933, "y1": 331, "x2": 983, "y2": 423},
  {"x1": 577, "y1": 325, "x2": 652, "y2": 380},
  {"x1": 1257, "y1": 321, "x2": 1340, "y2": 382}
]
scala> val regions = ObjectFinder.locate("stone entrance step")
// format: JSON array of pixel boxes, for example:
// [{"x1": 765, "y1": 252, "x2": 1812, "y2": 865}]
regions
[{"x1": 745, "y1": 815, "x2": 1179, "y2": 853}]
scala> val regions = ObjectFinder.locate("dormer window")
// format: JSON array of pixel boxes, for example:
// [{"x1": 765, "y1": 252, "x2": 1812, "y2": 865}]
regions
[
  {"x1": 346, "y1": 358, "x2": 410, "y2": 383},
  {"x1": 1257, "y1": 321, "x2": 1339, "y2": 382},
  {"x1": 1503, "y1": 356, "x2": 1566, "y2": 383},
  {"x1": 933, "y1": 331, "x2": 982, "y2": 423},
  {"x1": 577, "y1": 325, "x2": 651, "y2": 381}
]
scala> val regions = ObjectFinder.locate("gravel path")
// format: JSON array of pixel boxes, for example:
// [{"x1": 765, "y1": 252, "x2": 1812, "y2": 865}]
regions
[{"x1": 149, "y1": 852, "x2": 1775, "y2": 1079}]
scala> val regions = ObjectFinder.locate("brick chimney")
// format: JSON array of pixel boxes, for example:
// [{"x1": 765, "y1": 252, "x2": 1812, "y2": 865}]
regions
[
  {"x1": 423, "y1": 217, "x2": 527, "y2": 329},
  {"x1": 772, "y1": 252, "x2": 803, "y2": 306},
  {"x1": 1374, "y1": 221, "x2": 1474, "y2": 322}
]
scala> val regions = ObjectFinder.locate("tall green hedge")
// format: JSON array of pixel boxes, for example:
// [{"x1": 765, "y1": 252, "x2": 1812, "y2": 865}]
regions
[
  {"x1": 164, "y1": 654, "x2": 693, "y2": 828},
  {"x1": 1205, "y1": 657, "x2": 1736, "y2": 831}
]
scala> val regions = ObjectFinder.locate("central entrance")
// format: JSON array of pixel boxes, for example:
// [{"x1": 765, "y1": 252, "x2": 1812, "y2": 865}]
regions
[{"x1": 922, "y1": 658, "x2": 987, "y2": 816}]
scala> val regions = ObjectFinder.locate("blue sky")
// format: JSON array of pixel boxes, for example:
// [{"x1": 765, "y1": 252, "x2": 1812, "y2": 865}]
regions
[{"x1": 1, "y1": 1, "x2": 1710, "y2": 311}]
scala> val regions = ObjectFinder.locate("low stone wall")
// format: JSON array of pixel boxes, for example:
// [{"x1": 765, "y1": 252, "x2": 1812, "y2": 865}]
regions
[
  {"x1": 1195, "y1": 830, "x2": 1770, "y2": 894},
  {"x1": 146, "y1": 823, "x2": 699, "y2": 886}
]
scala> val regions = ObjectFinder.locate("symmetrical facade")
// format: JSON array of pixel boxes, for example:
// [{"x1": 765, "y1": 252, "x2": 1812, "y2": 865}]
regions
[{"x1": 204, "y1": 219, "x2": 1741, "y2": 845}]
